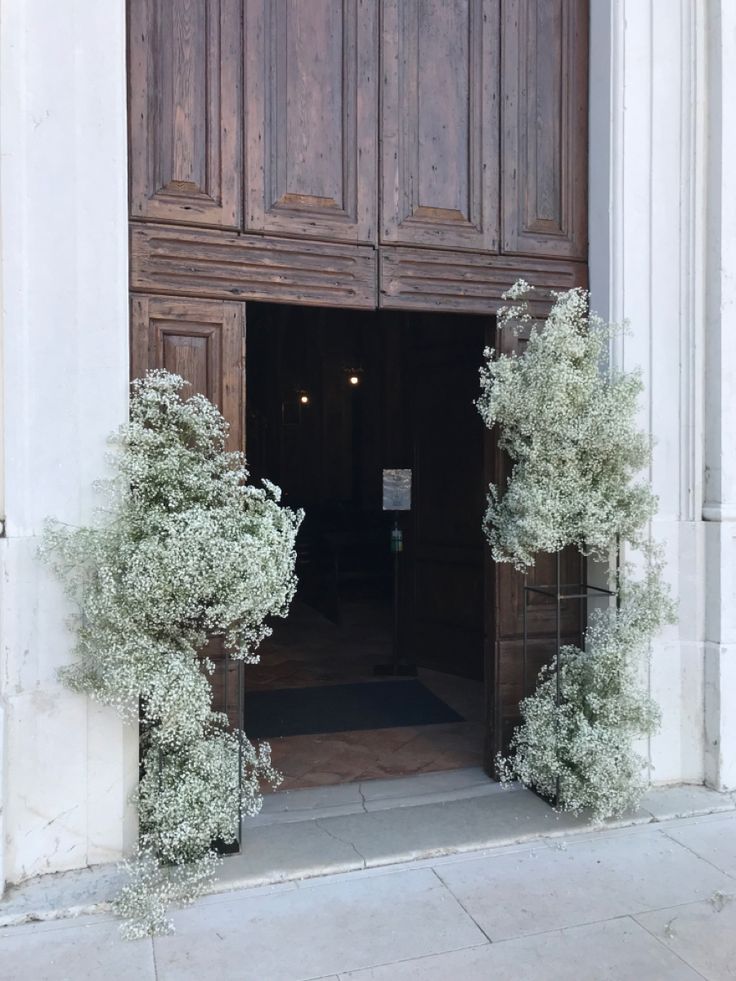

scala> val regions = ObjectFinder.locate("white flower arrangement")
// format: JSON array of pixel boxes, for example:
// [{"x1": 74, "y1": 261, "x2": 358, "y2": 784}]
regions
[
  {"x1": 496, "y1": 558, "x2": 676, "y2": 818},
  {"x1": 478, "y1": 284, "x2": 655, "y2": 569},
  {"x1": 480, "y1": 283, "x2": 676, "y2": 820},
  {"x1": 43, "y1": 371, "x2": 302, "y2": 937}
]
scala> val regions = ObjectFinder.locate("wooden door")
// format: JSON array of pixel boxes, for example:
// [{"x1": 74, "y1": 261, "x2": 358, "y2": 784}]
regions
[
  {"x1": 407, "y1": 315, "x2": 487, "y2": 679},
  {"x1": 128, "y1": 0, "x2": 242, "y2": 228},
  {"x1": 500, "y1": 0, "x2": 588, "y2": 258},
  {"x1": 381, "y1": 0, "x2": 500, "y2": 252},
  {"x1": 245, "y1": 0, "x2": 378, "y2": 243},
  {"x1": 130, "y1": 294, "x2": 245, "y2": 452},
  {"x1": 485, "y1": 319, "x2": 584, "y2": 765}
]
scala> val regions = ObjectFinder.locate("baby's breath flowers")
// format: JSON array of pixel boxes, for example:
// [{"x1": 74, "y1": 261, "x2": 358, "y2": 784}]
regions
[
  {"x1": 478, "y1": 284, "x2": 655, "y2": 569},
  {"x1": 496, "y1": 557, "x2": 676, "y2": 818},
  {"x1": 43, "y1": 371, "x2": 302, "y2": 937},
  {"x1": 481, "y1": 283, "x2": 676, "y2": 820}
]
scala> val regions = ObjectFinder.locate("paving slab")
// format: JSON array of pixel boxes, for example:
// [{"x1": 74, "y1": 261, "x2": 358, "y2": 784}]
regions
[
  {"x1": 217, "y1": 819, "x2": 365, "y2": 889},
  {"x1": 636, "y1": 894, "x2": 736, "y2": 981},
  {"x1": 642, "y1": 785, "x2": 736, "y2": 821},
  {"x1": 0, "y1": 915, "x2": 154, "y2": 981},
  {"x1": 435, "y1": 826, "x2": 734, "y2": 941},
  {"x1": 246, "y1": 767, "x2": 506, "y2": 826},
  {"x1": 312, "y1": 786, "x2": 589, "y2": 867},
  {"x1": 338, "y1": 917, "x2": 702, "y2": 981},
  {"x1": 661, "y1": 813, "x2": 736, "y2": 877},
  {"x1": 2, "y1": 783, "x2": 733, "y2": 930},
  {"x1": 0, "y1": 864, "x2": 123, "y2": 928},
  {"x1": 152, "y1": 867, "x2": 485, "y2": 981}
]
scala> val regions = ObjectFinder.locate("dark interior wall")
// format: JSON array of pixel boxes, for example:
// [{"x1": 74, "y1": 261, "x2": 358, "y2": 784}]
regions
[
  {"x1": 246, "y1": 303, "x2": 411, "y2": 516},
  {"x1": 246, "y1": 303, "x2": 488, "y2": 680}
]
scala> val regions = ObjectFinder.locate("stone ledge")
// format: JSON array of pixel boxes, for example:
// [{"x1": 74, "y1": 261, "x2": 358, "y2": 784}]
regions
[{"x1": 1, "y1": 776, "x2": 733, "y2": 929}]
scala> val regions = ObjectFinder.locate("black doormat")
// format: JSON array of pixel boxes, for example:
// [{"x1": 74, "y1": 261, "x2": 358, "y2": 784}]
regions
[{"x1": 245, "y1": 680, "x2": 464, "y2": 739}]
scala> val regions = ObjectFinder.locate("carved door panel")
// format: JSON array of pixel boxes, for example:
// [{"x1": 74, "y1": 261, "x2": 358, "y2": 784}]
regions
[
  {"x1": 130, "y1": 294, "x2": 245, "y2": 452},
  {"x1": 245, "y1": 0, "x2": 378, "y2": 243},
  {"x1": 128, "y1": 0, "x2": 242, "y2": 228},
  {"x1": 381, "y1": 0, "x2": 500, "y2": 252},
  {"x1": 485, "y1": 319, "x2": 584, "y2": 765},
  {"x1": 501, "y1": 0, "x2": 588, "y2": 258}
]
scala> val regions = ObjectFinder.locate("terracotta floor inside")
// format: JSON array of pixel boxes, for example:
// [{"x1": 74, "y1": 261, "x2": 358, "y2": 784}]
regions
[{"x1": 245, "y1": 599, "x2": 485, "y2": 790}]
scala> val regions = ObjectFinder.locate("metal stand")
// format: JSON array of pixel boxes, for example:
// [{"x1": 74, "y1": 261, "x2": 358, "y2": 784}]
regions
[
  {"x1": 522, "y1": 552, "x2": 614, "y2": 807},
  {"x1": 374, "y1": 512, "x2": 417, "y2": 676},
  {"x1": 214, "y1": 644, "x2": 245, "y2": 855}
]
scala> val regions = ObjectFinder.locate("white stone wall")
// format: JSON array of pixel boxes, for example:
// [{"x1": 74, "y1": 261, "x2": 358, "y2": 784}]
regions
[
  {"x1": 0, "y1": 0, "x2": 137, "y2": 889},
  {"x1": 590, "y1": 0, "x2": 735, "y2": 789},
  {"x1": 703, "y1": 0, "x2": 736, "y2": 791},
  {"x1": 590, "y1": 0, "x2": 707, "y2": 784}
]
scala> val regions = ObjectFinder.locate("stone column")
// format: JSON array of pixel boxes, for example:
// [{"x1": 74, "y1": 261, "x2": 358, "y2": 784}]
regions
[
  {"x1": 703, "y1": 0, "x2": 736, "y2": 791},
  {"x1": 0, "y1": 0, "x2": 137, "y2": 890},
  {"x1": 589, "y1": 0, "x2": 708, "y2": 785}
]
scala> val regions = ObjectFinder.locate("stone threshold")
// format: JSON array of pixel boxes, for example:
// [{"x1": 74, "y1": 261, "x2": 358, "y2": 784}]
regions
[{"x1": 1, "y1": 769, "x2": 734, "y2": 929}]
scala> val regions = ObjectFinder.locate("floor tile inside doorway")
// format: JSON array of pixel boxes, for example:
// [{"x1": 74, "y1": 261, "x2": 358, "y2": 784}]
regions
[{"x1": 248, "y1": 600, "x2": 485, "y2": 790}]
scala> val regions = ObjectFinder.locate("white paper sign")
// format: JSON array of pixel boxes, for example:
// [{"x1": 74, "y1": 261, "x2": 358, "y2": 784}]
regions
[{"x1": 382, "y1": 469, "x2": 412, "y2": 511}]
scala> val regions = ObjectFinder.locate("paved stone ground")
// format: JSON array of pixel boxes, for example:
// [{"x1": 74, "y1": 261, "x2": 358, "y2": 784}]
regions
[{"x1": 2, "y1": 807, "x2": 735, "y2": 980}]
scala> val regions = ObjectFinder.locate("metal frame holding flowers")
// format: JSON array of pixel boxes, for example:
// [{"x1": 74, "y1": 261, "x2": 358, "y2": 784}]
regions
[
  {"x1": 478, "y1": 282, "x2": 676, "y2": 820},
  {"x1": 43, "y1": 371, "x2": 303, "y2": 937}
]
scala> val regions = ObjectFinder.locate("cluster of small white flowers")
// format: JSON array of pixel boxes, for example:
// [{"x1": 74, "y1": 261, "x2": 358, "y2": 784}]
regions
[
  {"x1": 496, "y1": 555, "x2": 676, "y2": 819},
  {"x1": 42, "y1": 370, "x2": 301, "y2": 937},
  {"x1": 478, "y1": 283, "x2": 655, "y2": 569},
  {"x1": 483, "y1": 283, "x2": 677, "y2": 820}
]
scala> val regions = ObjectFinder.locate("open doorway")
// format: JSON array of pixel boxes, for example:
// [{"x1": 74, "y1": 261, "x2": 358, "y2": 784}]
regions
[{"x1": 245, "y1": 302, "x2": 489, "y2": 790}]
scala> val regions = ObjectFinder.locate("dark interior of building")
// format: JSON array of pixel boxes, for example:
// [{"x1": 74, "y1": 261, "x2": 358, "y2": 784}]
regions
[{"x1": 244, "y1": 302, "x2": 489, "y2": 788}]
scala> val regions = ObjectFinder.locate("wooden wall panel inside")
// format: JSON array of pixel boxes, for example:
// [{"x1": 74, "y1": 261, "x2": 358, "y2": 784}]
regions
[
  {"x1": 380, "y1": 245, "x2": 587, "y2": 314},
  {"x1": 381, "y1": 0, "x2": 500, "y2": 252},
  {"x1": 245, "y1": 0, "x2": 378, "y2": 243},
  {"x1": 131, "y1": 224, "x2": 379, "y2": 309},
  {"x1": 130, "y1": 293, "x2": 245, "y2": 451},
  {"x1": 501, "y1": 0, "x2": 588, "y2": 258},
  {"x1": 128, "y1": 0, "x2": 242, "y2": 228}
]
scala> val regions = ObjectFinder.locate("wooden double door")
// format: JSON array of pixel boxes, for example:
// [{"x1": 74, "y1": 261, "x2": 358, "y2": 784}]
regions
[
  {"x1": 129, "y1": 0, "x2": 588, "y2": 311},
  {"x1": 128, "y1": 0, "x2": 589, "y2": 766}
]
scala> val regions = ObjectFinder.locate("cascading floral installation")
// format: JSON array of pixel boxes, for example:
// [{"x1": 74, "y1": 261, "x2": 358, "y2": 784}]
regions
[
  {"x1": 477, "y1": 281, "x2": 676, "y2": 819},
  {"x1": 43, "y1": 371, "x2": 302, "y2": 937}
]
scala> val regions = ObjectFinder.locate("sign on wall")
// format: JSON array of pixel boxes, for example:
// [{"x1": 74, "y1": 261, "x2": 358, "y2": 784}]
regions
[{"x1": 382, "y1": 469, "x2": 412, "y2": 511}]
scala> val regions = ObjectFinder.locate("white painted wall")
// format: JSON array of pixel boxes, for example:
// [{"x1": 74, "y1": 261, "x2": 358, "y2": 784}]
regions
[{"x1": 0, "y1": 0, "x2": 137, "y2": 890}]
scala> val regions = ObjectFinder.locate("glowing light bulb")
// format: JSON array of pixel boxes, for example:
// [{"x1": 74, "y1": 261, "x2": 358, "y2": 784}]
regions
[
  {"x1": 349, "y1": 374, "x2": 360, "y2": 386},
  {"x1": 299, "y1": 393, "x2": 310, "y2": 405}
]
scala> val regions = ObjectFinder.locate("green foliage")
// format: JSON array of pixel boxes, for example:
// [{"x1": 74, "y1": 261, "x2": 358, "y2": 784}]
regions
[
  {"x1": 43, "y1": 371, "x2": 302, "y2": 936},
  {"x1": 480, "y1": 282, "x2": 676, "y2": 820}
]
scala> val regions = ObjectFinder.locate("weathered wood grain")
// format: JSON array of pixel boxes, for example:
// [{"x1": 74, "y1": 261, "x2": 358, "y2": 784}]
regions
[
  {"x1": 131, "y1": 224, "x2": 379, "y2": 308},
  {"x1": 128, "y1": 0, "x2": 242, "y2": 228},
  {"x1": 380, "y1": 245, "x2": 587, "y2": 314},
  {"x1": 245, "y1": 0, "x2": 378, "y2": 243},
  {"x1": 131, "y1": 293, "x2": 245, "y2": 451},
  {"x1": 381, "y1": 0, "x2": 500, "y2": 252},
  {"x1": 501, "y1": 0, "x2": 589, "y2": 258}
]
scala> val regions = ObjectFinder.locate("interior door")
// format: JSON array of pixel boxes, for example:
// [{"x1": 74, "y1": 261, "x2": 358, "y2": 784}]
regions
[{"x1": 407, "y1": 314, "x2": 487, "y2": 679}]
